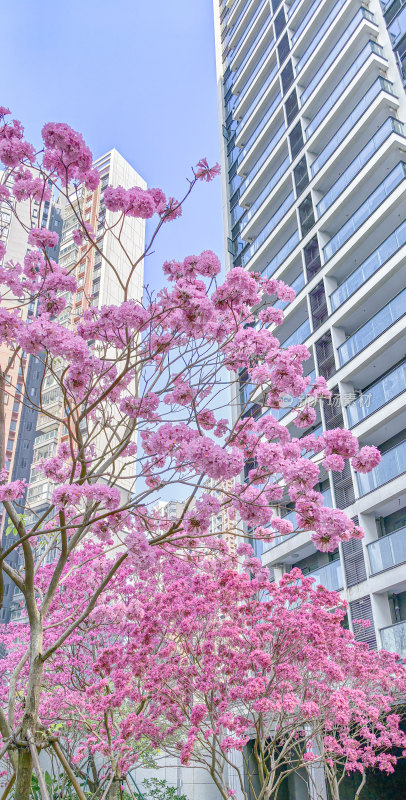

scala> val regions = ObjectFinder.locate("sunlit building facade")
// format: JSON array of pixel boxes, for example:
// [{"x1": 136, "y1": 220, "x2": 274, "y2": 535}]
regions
[{"x1": 213, "y1": 0, "x2": 406, "y2": 671}]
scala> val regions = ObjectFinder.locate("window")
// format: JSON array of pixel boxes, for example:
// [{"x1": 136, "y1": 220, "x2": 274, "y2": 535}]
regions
[
  {"x1": 304, "y1": 237, "x2": 321, "y2": 280},
  {"x1": 294, "y1": 157, "x2": 309, "y2": 196},
  {"x1": 278, "y1": 32, "x2": 290, "y2": 66},
  {"x1": 289, "y1": 121, "x2": 303, "y2": 159},
  {"x1": 298, "y1": 194, "x2": 315, "y2": 236},
  {"x1": 274, "y1": 7, "x2": 286, "y2": 38},
  {"x1": 281, "y1": 60, "x2": 294, "y2": 94},
  {"x1": 285, "y1": 89, "x2": 299, "y2": 126}
]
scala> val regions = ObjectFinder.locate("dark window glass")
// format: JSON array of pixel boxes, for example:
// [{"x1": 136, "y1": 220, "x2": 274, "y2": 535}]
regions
[
  {"x1": 281, "y1": 60, "x2": 294, "y2": 94},
  {"x1": 274, "y1": 7, "x2": 286, "y2": 38},
  {"x1": 289, "y1": 121, "x2": 304, "y2": 159},
  {"x1": 271, "y1": 0, "x2": 283, "y2": 12},
  {"x1": 285, "y1": 89, "x2": 299, "y2": 126},
  {"x1": 293, "y1": 156, "x2": 309, "y2": 195},
  {"x1": 278, "y1": 32, "x2": 290, "y2": 65},
  {"x1": 304, "y1": 237, "x2": 321, "y2": 280},
  {"x1": 299, "y1": 194, "x2": 315, "y2": 237}
]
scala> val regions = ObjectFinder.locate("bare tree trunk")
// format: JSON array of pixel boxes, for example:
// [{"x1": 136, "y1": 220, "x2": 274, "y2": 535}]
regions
[
  {"x1": 14, "y1": 622, "x2": 44, "y2": 800},
  {"x1": 13, "y1": 748, "x2": 33, "y2": 800},
  {"x1": 109, "y1": 777, "x2": 121, "y2": 799},
  {"x1": 0, "y1": 774, "x2": 15, "y2": 800}
]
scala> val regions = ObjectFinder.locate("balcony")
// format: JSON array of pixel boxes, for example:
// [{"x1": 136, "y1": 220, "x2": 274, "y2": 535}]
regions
[
  {"x1": 380, "y1": 620, "x2": 406, "y2": 658},
  {"x1": 241, "y1": 191, "x2": 295, "y2": 267},
  {"x1": 232, "y1": 0, "x2": 268, "y2": 76},
  {"x1": 324, "y1": 163, "x2": 406, "y2": 262},
  {"x1": 231, "y1": 0, "x2": 267, "y2": 62},
  {"x1": 300, "y1": 8, "x2": 376, "y2": 108},
  {"x1": 241, "y1": 156, "x2": 290, "y2": 234},
  {"x1": 287, "y1": 0, "x2": 302, "y2": 19},
  {"x1": 291, "y1": 0, "x2": 323, "y2": 45},
  {"x1": 338, "y1": 286, "x2": 406, "y2": 367},
  {"x1": 368, "y1": 527, "x2": 406, "y2": 575},
  {"x1": 357, "y1": 440, "x2": 406, "y2": 496},
  {"x1": 316, "y1": 119, "x2": 405, "y2": 218},
  {"x1": 240, "y1": 123, "x2": 286, "y2": 194},
  {"x1": 239, "y1": 91, "x2": 282, "y2": 161},
  {"x1": 263, "y1": 229, "x2": 300, "y2": 278},
  {"x1": 309, "y1": 560, "x2": 344, "y2": 592},
  {"x1": 282, "y1": 317, "x2": 311, "y2": 348},
  {"x1": 274, "y1": 271, "x2": 306, "y2": 310},
  {"x1": 236, "y1": 61, "x2": 278, "y2": 137},
  {"x1": 33, "y1": 429, "x2": 59, "y2": 448},
  {"x1": 331, "y1": 221, "x2": 406, "y2": 312},
  {"x1": 295, "y1": 0, "x2": 347, "y2": 76},
  {"x1": 309, "y1": 71, "x2": 391, "y2": 169},
  {"x1": 347, "y1": 361, "x2": 406, "y2": 427}
]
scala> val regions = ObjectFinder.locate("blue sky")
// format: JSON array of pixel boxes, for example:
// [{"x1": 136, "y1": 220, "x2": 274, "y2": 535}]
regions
[{"x1": 0, "y1": 0, "x2": 224, "y2": 292}]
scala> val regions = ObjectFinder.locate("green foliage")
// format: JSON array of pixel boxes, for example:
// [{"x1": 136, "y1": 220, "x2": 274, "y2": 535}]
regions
[{"x1": 141, "y1": 777, "x2": 188, "y2": 800}]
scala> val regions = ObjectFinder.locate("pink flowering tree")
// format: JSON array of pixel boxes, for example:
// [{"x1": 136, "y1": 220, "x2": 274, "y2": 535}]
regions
[
  {"x1": 0, "y1": 106, "x2": 383, "y2": 800},
  {"x1": 3, "y1": 546, "x2": 405, "y2": 800}
]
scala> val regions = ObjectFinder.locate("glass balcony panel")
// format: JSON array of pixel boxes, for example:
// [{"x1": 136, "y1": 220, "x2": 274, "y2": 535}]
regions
[
  {"x1": 241, "y1": 191, "x2": 295, "y2": 267},
  {"x1": 274, "y1": 271, "x2": 306, "y2": 309},
  {"x1": 324, "y1": 163, "x2": 406, "y2": 262},
  {"x1": 237, "y1": 61, "x2": 278, "y2": 134},
  {"x1": 241, "y1": 123, "x2": 287, "y2": 193},
  {"x1": 240, "y1": 91, "x2": 282, "y2": 160},
  {"x1": 317, "y1": 119, "x2": 403, "y2": 217},
  {"x1": 232, "y1": 0, "x2": 268, "y2": 63},
  {"x1": 307, "y1": 47, "x2": 386, "y2": 146},
  {"x1": 234, "y1": 39, "x2": 278, "y2": 109},
  {"x1": 295, "y1": 0, "x2": 347, "y2": 74},
  {"x1": 310, "y1": 560, "x2": 344, "y2": 591},
  {"x1": 380, "y1": 620, "x2": 406, "y2": 658},
  {"x1": 331, "y1": 221, "x2": 406, "y2": 311},
  {"x1": 368, "y1": 527, "x2": 406, "y2": 575},
  {"x1": 357, "y1": 440, "x2": 406, "y2": 495},
  {"x1": 282, "y1": 317, "x2": 311, "y2": 347},
  {"x1": 339, "y1": 287, "x2": 406, "y2": 366},
  {"x1": 291, "y1": 0, "x2": 323, "y2": 45},
  {"x1": 347, "y1": 360, "x2": 406, "y2": 426},
  {"x1": 263, "y1": 229, "x2": 300, "y2": 278},
  {"x1": 233, "y1": 4, "x2": 269, "y2": 79},
  {"x1": 241, "y1": 155, "x2": 290, "y2": 232},
  {"x1": 287, "y1": 0, "x2": 302, "y2": 19},
  {"x1": 230, "y1": 0, "x2": 257, "y2": 38},
  {"x1": 300, "y1": 9, "x2": 375, "y2": 108}
]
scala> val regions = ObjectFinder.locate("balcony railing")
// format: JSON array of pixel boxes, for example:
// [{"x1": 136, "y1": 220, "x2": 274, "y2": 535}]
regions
[
  {"x1": 368, "y1": 526, "x2": 406, "y2": 575},
  {"x1": 380, "y1": 620, "x2": 406, "y2": 658},
  {"x1": 347, "y1": 360, "x2": 406, "y2": 427},
  {"x1": 307, "y1": 46, "x2": 387, "y2": 146},
  {"x1": 338, "y1": 286, "x2": 406, "y2": 366},
  {"x1": 33, "y1": 429, "x2": 59, "y2": 448},
  {"x1": 240, "y1": 91, "x2": 282, "y2": 160},
  {"x1": 300, "y1": 9, "x2": 376, "y2": 108},
  {"x1": 295, "y1": 0, "x2": 347, "y2": 75},
  {"x1": 232, "y1": 1, "x2": 268, "y2": 77},
  {"x1": 236, "y1": 61, "x2": 278, "y2": 135},
  {"x1": 282, "y1": 317, "x2": 311, "y2": 348},
  {"x1": 241, "y1": 123, "x2": 286, "y2": 193},
  {"x1": 292, "y1": 0, "x2": 323, "y2": 45},
  {"x1": 287, "y1": 0, "x2": 302, "y2": 19},
  {"x1": 241, "y1": 156, "x2": 290, "y2": 233},
  {"x1": 231, "y1": 0, "x2": 268, "y2": 64},
  {"x1": 274, "y1": 271, "x2": 306, "y2": 309},
  {"x1": 357, "y1": 439, "x2": 406, "y2": 496},
  {"x1": 331, "y1": 220, "x2": 406, "y2": 312},
  {"x1": 324, "y1": 163, "x2": 406, "y2": 262},
  {"x1": 263, "y1": 229, "x2": 300, "y2": 278},
  {"x1": 241, "y1": 191, "x2": 295, "y2": 267},
  {"x1": 310, "y1": 560, "x2": 344, "y2": 591},
  {"x1": 317, "y1": 119, "x2": 404, "y2": 218}
]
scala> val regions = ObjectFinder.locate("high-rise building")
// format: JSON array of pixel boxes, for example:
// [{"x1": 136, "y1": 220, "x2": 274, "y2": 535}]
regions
[
  {"x1": 213, "y1": 0, "x2": 406, "y2": 672},
  {"x1": 1, "y1": 149, "x2": 146, "y2": 622}
]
